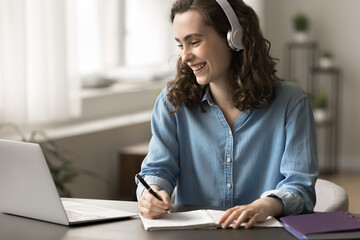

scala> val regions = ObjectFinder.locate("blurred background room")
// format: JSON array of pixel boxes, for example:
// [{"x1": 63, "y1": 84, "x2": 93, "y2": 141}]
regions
[{"x1": 1, "y1": 0, "x2": 359, "y2": 212}]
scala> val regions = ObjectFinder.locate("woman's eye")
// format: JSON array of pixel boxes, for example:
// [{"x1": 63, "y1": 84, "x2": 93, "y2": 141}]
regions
[
  {"x1": 191, "y1": 41, "x2": 200, "y2": 46},
  {"x1": 177, "y1": 44, "x2": 183, "y2": 49}
]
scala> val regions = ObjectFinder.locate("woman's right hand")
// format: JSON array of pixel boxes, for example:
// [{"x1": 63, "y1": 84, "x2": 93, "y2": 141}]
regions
[{"x1": 138, "y1": 185, "x2": 171, "y2": 219}]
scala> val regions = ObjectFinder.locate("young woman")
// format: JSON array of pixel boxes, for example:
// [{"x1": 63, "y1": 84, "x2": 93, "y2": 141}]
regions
[{"x1": 136, "y1": 0, "x2": 318, "y2": 229}]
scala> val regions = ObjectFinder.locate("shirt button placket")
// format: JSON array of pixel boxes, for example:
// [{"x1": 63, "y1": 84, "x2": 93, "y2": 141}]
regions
[{"x1": 225, "y1": 128, "x2": 234, "y2": 207}]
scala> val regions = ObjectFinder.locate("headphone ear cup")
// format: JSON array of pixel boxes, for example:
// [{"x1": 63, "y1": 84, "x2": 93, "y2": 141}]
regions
[
  {"x1": 215, "y1": 0, "x2": 244, "y2": 51},
  {"x1": 227, "y1": 30, "x2": 243, "y2": 51},
  {"x1": 227, "y1": 31, "x2": 236, "y2": 51}
]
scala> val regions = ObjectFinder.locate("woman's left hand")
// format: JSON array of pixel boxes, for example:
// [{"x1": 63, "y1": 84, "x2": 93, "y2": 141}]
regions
[{"x1": 217, "y1": 197, "x2": 283, "y2": 229}]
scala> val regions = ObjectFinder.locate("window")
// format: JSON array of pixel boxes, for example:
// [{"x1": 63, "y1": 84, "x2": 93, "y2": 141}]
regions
[
  {"x1": 124, "y1": 0, "x2": 174, "y2": 67},
  {"x1": 0, "y1": 0, "x2": 174, "y2": 125},
  {"x1": 1, "y1": 0, "x2": 262, "y2": 125},
  {"x1": 76, "y1": 0, "x2": 175, "y2": 77},
  {"x1": 76, "y1": 0, "x2": 122, "y2": 75}
]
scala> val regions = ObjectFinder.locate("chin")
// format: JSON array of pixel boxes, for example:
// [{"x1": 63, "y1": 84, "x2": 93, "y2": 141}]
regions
[{"x1": 195, "y1": 77, "x2": 209, "y2": 86}]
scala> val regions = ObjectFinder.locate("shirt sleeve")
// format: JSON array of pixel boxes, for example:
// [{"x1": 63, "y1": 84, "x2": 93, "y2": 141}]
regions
[
  {"x1": 262, "y1": 94, "x2": 319, "y2": 216},
  {"x1": 135, "y1": 88, "x2": 179, "y2": 200}
]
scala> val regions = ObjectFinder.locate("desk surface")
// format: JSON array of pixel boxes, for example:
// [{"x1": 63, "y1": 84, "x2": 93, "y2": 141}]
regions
[{"x1": 0, "y1": 198, "x2": 296, "y2": 240}]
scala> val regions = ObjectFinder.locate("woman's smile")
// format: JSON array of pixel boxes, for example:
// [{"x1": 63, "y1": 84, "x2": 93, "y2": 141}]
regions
[{"x1": 189, "y1": 62, "x2": 207, "y2": 74}]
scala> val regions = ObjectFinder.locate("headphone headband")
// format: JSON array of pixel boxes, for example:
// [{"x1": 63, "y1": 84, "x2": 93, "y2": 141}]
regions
[{"x1": 215, "y1": 0, "x2": 244, "y2": 51}]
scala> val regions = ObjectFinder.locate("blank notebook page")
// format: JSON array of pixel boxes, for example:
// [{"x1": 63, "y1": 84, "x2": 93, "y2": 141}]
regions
[{"x1": 139, "y1": 210, "x2": 216, "y2": 230}]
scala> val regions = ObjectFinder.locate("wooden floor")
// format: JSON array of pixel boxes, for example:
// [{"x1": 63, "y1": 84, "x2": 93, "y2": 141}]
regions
[{"x1": 320, "y1": 172, "x2": 360, "y2": 213}]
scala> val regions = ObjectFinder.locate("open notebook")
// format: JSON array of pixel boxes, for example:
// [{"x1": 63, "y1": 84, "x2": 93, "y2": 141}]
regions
[{"x1": 139, "y1": 209, "x2": 282, "y2": 231}]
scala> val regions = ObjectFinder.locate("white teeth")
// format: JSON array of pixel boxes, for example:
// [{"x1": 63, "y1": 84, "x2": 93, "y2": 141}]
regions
[{"x1": 191, "y1": 63, "x2": 205, "y2": 71}]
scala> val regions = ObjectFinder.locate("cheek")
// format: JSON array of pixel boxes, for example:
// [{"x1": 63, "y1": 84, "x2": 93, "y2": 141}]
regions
[
  {"x1": 208, "y1": 39, "x2": 231, "y2": 60},
  {"x1": 218, "y1": 44, "x2": 232, "y2": 61},
  {"x1": 211, "y1": 46, "x2": 232, "y2": 69}
]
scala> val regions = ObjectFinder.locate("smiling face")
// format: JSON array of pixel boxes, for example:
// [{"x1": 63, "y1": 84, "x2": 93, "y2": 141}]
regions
[{"x1": 173, "y1": 10, "x2": 232, "y2": 87}]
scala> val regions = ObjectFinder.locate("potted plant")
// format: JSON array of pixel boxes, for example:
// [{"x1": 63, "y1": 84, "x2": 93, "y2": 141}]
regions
[
  {"x1": 0, "y1": 123, "x2": 106, "y2": 197},
  {"x1": 319, "y1": 50, "x2": 334, "y2": 69},
  {"x1": 311, "y1": 91, "x2": 328, "y2": 123},
  {"x1": 293, "y1": 13, "x2": 310, "y2": 42}
]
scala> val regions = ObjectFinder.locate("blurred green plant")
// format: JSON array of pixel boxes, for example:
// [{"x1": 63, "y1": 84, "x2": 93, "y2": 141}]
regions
[
  {"x1": 310, "y1": 91, "x2": 328, "y2": 109},
  {"x1": 293, "y1": 13, "x2": 309, "y2": 32},
  {"x1": 0, "y1": 123, "x2": 108, "y2": 197},
  {"x1": 322, "y1": 50, "x2": 333, "y2": 59}
]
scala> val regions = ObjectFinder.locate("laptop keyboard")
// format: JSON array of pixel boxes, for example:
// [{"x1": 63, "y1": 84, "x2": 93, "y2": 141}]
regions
[
  {"x1": 65, "y1": 209, "x2": 103, "y2": 222},
  {"x1": 62, "y1": 200, "x2": 137, "y2": 224}
]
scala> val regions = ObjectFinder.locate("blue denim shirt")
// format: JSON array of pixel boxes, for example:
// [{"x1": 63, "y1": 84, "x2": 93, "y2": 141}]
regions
[{"x1": 136, "y1": 81, "x2": 318, "y2": 216}]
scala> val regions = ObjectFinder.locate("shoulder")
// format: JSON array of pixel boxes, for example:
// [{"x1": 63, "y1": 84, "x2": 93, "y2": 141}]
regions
[
  {"x1": 269, "y1": 81, "x2": 311, "y2": 116},
  {"x1": 154, "y1": 87, "x2": 176, "y2": 113},
  {"x1": 273, "y1": 81, "x2": 309, "y2": 105},
  {"x1": 274, "y1": 81, "x2": 307, "y2": 100},
  {"x1": 158, "y1": 87, "x2": 168, "y2": 102}
]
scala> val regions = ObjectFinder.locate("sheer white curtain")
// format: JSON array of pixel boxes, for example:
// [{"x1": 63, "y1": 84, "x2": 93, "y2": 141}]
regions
[
  {"x1": 0, "y1": 0, "x2": 80, "y2": 125},
  {"x1": 125, "y1": 0, "x2": 174, "y2": 66}
]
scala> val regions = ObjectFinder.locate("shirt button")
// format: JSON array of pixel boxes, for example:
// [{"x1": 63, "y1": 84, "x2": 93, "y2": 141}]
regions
[
  {"x1": 226, "y1": 157, "x2": 231, "y2": 163},
  {"x1": 228, "y1": 130, "x2": 232, "y2": 135},
  {"x1": 227, "y1": 183, "x2": 232, "y2": 189}
]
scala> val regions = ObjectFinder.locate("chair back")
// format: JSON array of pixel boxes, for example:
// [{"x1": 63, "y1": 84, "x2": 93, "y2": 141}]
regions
[{"x1": 314, "y1": 178, "x2": 349, "y2": 212}]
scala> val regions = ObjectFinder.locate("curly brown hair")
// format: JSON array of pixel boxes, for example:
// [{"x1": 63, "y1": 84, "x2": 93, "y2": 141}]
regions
[{"x1": 167, "y1": 0, "x2": 281, "y2": 113}]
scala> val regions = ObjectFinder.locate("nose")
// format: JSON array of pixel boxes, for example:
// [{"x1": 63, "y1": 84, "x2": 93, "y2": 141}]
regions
[{"x1": 181, "y1": 47, "x2": 193, "y2": 63}]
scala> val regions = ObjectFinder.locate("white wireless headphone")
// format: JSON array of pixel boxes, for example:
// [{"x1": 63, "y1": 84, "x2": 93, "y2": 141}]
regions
[{"x1": 215, "y1": 0, "x2": 244, "y2": 51}]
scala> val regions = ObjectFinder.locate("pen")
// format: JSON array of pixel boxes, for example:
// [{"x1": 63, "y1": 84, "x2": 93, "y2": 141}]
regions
[{"x1": 135, "y1": 174, "x2": 170, "y2": 214}]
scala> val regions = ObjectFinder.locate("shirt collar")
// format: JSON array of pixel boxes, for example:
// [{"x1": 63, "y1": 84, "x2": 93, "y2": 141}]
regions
[
  {"x1": 201, "y1": 85, "x2": 253, "y2": 115},
  {"x1": 201, "y1": 85, "x2": 215, "y2": 106}
]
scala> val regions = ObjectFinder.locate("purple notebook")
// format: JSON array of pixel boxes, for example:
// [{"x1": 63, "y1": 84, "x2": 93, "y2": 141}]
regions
[{"x1": 280, "y1": 212, "x2": 360, "y2": 240}]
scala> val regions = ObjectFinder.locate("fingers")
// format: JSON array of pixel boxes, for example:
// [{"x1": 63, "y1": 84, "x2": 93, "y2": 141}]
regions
[
  {"x1": 218, "y1": 207, "x2": 249, "y2": 229},
  {"x1": 232, "y1": 210, "x2": 259, "y2": 229},
  {"x1": 157, "y1": 190, "x2": 171, "y2": 208},
  {"x1": 218, "y1": 206, "x2": 264, "y2": 229},
  {"x1": 217, "y1": 207, "x2": 237, "y2": 227},
  {"x1": 244, "y1": 213, "x2": 260, "y2": 229},
  {"x1": 217, "y1": 197, "x2": 279, "y2": 229},
  {"x1": 138, "y1": 189, "x2": 170, "y2": 219}
]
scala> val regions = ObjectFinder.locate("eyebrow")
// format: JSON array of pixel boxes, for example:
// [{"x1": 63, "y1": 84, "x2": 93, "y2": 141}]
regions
[{"x1": 175, "y1": 33, "x2": 203, "y2": 42}]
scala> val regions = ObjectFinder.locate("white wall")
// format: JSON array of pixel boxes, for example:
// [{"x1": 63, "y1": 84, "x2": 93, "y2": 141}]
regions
[{"x1": 263, "y1": 0, "x2": 360, "y2": 171}]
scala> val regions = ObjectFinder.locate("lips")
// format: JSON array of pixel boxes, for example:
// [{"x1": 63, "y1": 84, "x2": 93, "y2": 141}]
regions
[{"x1": 189, "y1": 63, "x2": 206, "y2": 73}]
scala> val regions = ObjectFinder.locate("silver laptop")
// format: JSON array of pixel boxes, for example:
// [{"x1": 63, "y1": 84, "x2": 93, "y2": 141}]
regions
[{"x1": 0, "y1": 139, "x2": 137, "y2": 225}]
